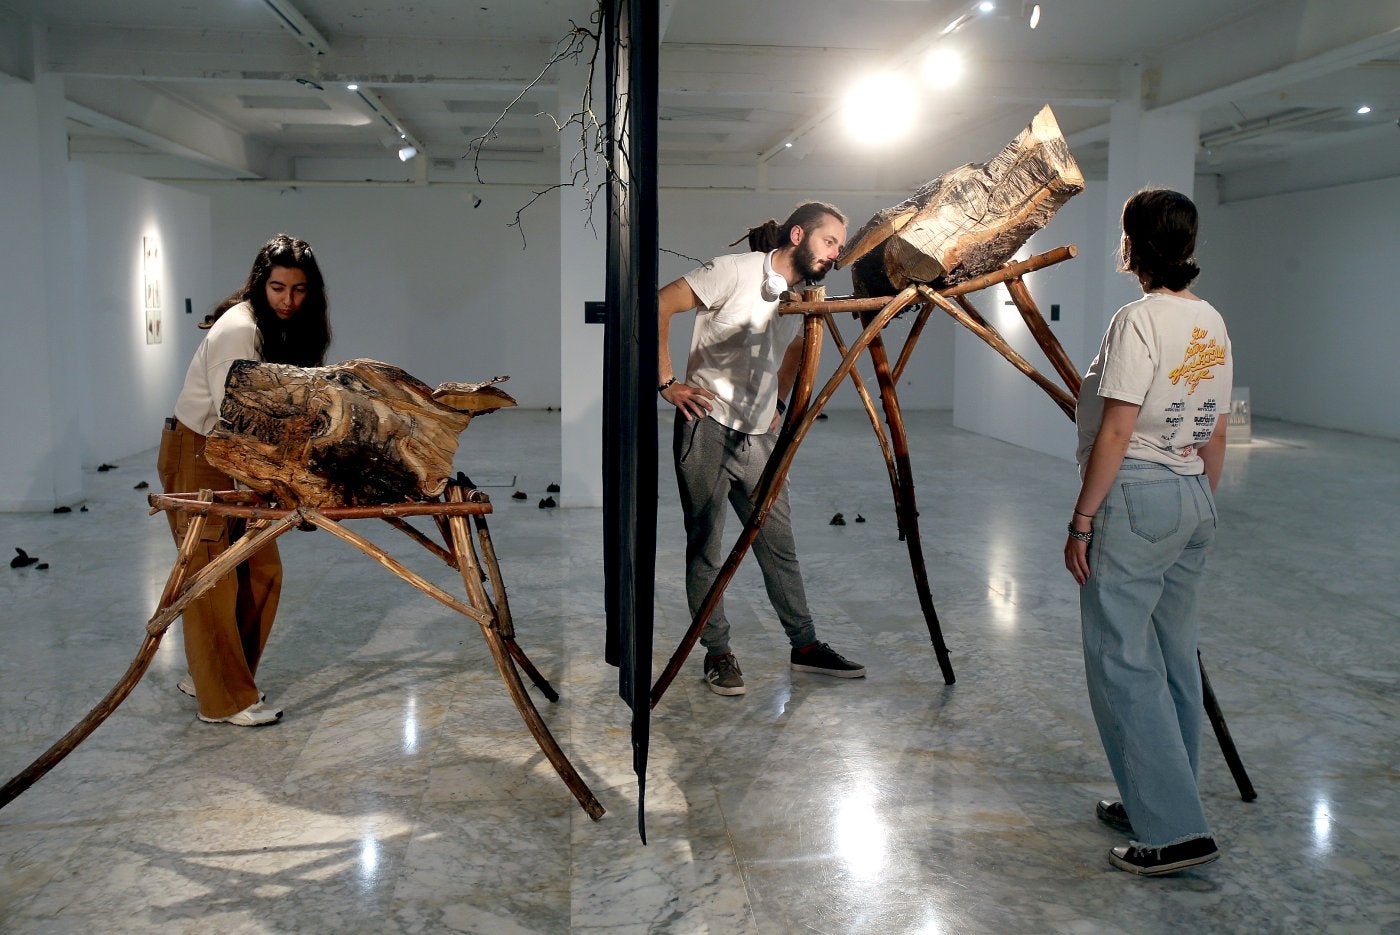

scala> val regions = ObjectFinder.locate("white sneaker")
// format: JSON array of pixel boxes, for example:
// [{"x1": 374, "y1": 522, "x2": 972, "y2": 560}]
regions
[
  {"x1": 198, "y1": 701, "x2": 283, "y2": 726},
  {"x1": 179, "y1": 674, "x2": 264, "y2": 703}
]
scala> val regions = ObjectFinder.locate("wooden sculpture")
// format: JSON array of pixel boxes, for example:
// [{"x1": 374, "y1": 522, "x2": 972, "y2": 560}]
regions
[
  {"x1": 649, "y1": 105, "x2": 1254, "y2": 802},
  {"x1": 206, "y1": 358, "x2": 515, "y2": 508},
  {"x1": 2, "y1": 361, "x2": 607, "y2": 819},
  {"x1": 843, "y1": 105, "x2": 1084, "y2": 296}
]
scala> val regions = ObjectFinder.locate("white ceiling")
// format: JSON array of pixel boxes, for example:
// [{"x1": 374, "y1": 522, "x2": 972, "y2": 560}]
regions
[{"x1": 1, "y1": 0, "x2": 1397, "y2": 201}]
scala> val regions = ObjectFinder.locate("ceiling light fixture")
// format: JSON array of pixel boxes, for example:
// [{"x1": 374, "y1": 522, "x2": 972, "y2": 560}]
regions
[
  {"x1": 922, "y1": 48, "x2": 964, "y2": 88},
  {"x1": 844, "y1": 73, "x2": 919, "y2": 143},
  {"x1": 259, "y1": 0, "x2": 332, "y2": 56},
  {"x1": 346, "y1": 83, "x2": 358, "y2": 91},
  {"x1": 1356, "y1": 105, "x2": 1372, "y2": 115},
  {"x1": 398, "y1": 145, "x2": 418, "y2": 161},
  {"x1": 1027, "y1": 2, "x2": 1041, "y2": 28},
  {"x1": 978, "y1": 1, "x2": 996, "y2": 12}
]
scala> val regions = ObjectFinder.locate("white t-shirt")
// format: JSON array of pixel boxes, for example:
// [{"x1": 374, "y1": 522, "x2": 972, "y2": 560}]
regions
[
  {"x1": 173, "y1": 302, "x2": 259, "y2": 435},
  {"x1": 1076, "y1": 292, "x2": 1233, "y2": 476},
  {"x1": 683, "y1": 252, "x2": 800, "y2": 434}
]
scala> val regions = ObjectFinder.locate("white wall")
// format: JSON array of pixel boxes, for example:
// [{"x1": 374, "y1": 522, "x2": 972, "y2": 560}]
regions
[
  {"x1": 71, "y1": 162, "x2": 212, "y2": 464},
  {"x1": 1196, "y1": 176, "x2": 1400, "y2": 439},
  {"x1": 191, "y1": 184, "x2": 564, "y2": 409}
]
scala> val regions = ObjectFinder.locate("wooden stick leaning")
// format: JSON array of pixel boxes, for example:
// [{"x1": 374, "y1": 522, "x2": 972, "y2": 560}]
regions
[
  {"x1": 861, "y1": 311, "x2": 955, "y2": 683},
  {"x1": 444, "y1": 486, "x2": 604, "y2": 819},
  {"x1": 822, "y1": 311, "x2": 905, "y2": 539},
  {"x1": 1005, "y1": 277, "x2": 1082, "y2": 399},
  {"x1": 0, "y1": 493, "x2": 298, "y2": 810},
  {"x1": 383, "y1": 515, "x2": 458, "y2": 568}
]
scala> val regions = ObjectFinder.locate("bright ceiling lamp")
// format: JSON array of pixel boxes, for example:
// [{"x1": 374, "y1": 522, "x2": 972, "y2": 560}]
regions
[
  {"x1": 398, "y1": 145, "x2": 418, "y2": 161},
  {"x1": 843, "y1": 73, "x2": 920, "y2": 142},
  {"x1": 1356, "y1": 104, "x2": 1372, "y2": 115},
  {"x1": 922, "y1": 47, "x2": 964, "y2": 88}
]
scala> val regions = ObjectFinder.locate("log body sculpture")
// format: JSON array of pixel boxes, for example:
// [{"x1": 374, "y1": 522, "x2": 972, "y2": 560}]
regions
[
  {"x1": 205, "y1": 358, "x2": 515, "y2": 508},
  {"x1": 1, "y1": 360, "x2": 609, "y2": 818},
  {"x1": 843, "y1": 105, "x2": 1084, "y2": 295}
]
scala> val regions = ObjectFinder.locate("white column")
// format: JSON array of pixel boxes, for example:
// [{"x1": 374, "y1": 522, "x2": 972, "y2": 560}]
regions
[
  {"x1": 1094, "y1": 64, "x2": 1202, "y2": 349},
  {"x1": 0, "y1": 25, "x2": 81, "y2": 511},
  {"x1": 557, "y1": 69, "x2": 606, "y2": 508}
]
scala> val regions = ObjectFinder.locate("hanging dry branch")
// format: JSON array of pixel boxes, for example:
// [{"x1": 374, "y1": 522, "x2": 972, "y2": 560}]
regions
[{"x1": 465, "y1": 3, "x2": 610, "y2": 247}]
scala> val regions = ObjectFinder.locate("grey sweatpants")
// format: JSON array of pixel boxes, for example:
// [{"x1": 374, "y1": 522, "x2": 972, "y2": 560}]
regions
[{"x1": 673, "y1": 412, "x2": 817, "y2": 655}]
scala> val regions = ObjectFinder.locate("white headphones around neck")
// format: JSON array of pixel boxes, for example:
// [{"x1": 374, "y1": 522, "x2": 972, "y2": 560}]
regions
[{"x1": 761, "y1": 250, "x2": 789, "y2": 302}]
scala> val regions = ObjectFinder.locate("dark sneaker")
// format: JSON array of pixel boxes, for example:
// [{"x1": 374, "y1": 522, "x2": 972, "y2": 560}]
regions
[
  {"x1": 703, "y1": 653, "x2": 746, "y2": 696},
  {"x1": 1109, "y1": 837, "x2": 1219, "y2": 876},
  {"x1": 1097, "y1": 799, "x2": 1134, "y2": 834},
  {"x1": 790, "y1": 641, "x2": 866, "y2": 678}
]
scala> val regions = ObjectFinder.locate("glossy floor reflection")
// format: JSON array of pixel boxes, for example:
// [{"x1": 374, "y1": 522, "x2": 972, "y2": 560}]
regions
[{"x1": 2, "y1": 410, "x2": 1397, "y2": 933}]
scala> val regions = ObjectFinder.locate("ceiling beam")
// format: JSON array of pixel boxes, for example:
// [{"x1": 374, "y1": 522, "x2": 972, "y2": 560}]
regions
[
  {"x1": 63, "y1": 80, "x2": 273, "y2": 178},
  {"x1": 1148, "y1": 0, "x2": 1400, "y2": 112},
  {"x1": 42, "y1": 25, "x2": 564, "y2": 91}
]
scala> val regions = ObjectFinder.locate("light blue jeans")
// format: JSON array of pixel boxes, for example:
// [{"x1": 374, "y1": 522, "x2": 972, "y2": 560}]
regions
[{"x1": 1081, "y1": 458, "x2": 1217, "y2": 847}]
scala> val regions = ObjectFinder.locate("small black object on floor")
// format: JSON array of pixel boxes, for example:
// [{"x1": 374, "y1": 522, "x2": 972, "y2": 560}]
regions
[
  {"x1": 829, "y1": 512, "x2": 845, "y2": 526},
  {"x1": 11, "y1": 548, "x2": 40, "y2": 568},
  {"x1": 53, "y1": 506, "x2": 71, "y2": 514},
  {"x1": 546, "y1": 482, "x2": 560, "y2": 492},
  {"x1": 538, "y1": 496, "x2": 557, "y2": 509},
  {"x1": 97, "y1": 463, "x2": 118, "y2": 472},
  {"x1": 511, "y1": 490, "x2": 528, "y2": 500},
  {"x1": 133, "y1": 481, "x2": 149, "y2": 490}
]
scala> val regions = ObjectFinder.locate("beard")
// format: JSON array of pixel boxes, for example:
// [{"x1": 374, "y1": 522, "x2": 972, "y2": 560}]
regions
[{"x1": 793, "y1": 239, "x2": 832, "y2": 283}]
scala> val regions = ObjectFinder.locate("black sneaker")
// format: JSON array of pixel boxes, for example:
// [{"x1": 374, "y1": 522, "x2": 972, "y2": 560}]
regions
[
  {"x1": 1109, "y1": 837, "x2": 1219, "y2": 876},
  {"x1": 1096, "y1": 799, "x2": 1134, "y2": 834},
  {"x1": 790, "y1": 641, "x2": 866, "y2": 678},
  {"x1": 703, "y1": 653, "x2": 746, "y2": 696}
]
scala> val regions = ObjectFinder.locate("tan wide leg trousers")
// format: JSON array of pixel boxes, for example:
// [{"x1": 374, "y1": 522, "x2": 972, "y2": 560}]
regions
[{"x1": 157, "y1": 419, "x2": 282, "y2": 719}]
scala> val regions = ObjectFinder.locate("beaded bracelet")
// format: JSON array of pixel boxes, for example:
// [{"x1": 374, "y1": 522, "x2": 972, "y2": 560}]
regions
[
  {"x1": 658, "y1": 377, "x2": 676, "y2": 393},
  {"x1": 1066, "y1": 523, "x2": 1092, "y2": 543}
]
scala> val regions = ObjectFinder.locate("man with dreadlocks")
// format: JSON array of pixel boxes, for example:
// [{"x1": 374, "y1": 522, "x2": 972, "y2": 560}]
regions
[{"x1": 657, "y1": 202, "x2": 866, "y2": 697}]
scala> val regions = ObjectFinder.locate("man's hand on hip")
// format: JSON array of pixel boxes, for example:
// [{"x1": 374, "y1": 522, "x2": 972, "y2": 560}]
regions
[{"x1": 661, "y1": 382, "x2": 715, "y2": 421}]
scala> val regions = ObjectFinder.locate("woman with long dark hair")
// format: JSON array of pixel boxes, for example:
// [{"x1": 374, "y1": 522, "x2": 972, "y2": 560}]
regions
[
  {"x1": 1066, "y1": 190, "x2": 1233, "y2": 874},
  {"x1": 158, "y1": 234, "x2": 332, "y2": 726}
]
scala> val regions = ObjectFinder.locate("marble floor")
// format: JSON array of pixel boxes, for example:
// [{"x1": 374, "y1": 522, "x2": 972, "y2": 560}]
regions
[{"x1": 1, "y1": 410, "x2": 1397, "y2": 934}]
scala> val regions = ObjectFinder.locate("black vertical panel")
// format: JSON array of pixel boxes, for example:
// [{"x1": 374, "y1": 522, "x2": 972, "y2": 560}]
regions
[{"x1": 601, "y1": 0, "x2": 658, "y2": 843}]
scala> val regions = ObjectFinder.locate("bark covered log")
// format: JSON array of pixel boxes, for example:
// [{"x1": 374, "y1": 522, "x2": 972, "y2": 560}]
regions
[
  {"x1": 204, "y1": 358, "x2": 515, "y2": 508},
  {"x1": 842, "y1": 105, "x2": 1084, "y2": 296}
]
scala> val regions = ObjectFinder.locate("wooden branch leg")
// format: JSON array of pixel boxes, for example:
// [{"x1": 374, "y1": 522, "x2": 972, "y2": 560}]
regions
[
  {"x1": 446, "y1": 489, "x2": 604, "y2": 820},
  {"x1": 0, "y1": 634, "x2": 164, "y2": 809},
  {"x1": 473, "y1": 512, "x2": 559, "y2": 702},
  {"x1": 824, "y1": 312, "x2": 905, "y2": 540},
  {"x1": 651, "y1": 289, "x2": 924, "y2": 709},
  {"x1": 1005, "y1": 277, "x2": 1082, "y2": 399},
  {"x1": 925, "y1": 288, "x2": 1076, "y2": 419},
  {"x1": 1199, "y1": 651, "x2": 1257, "y2": 802},
  {"x1": 1, "y1": 493, "x2": 286, "y2": 810},
  {"x1": 863, "y1": 318, "x2": 956, "y2": 685}
]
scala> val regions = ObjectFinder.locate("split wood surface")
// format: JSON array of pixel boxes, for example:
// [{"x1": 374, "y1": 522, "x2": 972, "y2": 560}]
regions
[
  {"x1": 0, "y1": 484, "x2": 604, "y2": 819},
  {"x1": 205, "y1": 358, "x2": 515, "y2": 509},
  {"x1": 842, "y1": 105, "x2": 1084, "y2": 297}
]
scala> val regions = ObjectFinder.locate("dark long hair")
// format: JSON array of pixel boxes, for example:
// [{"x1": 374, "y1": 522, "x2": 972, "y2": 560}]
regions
[
  {"x1": 1119, "y1": 189, "x2": 1200, "y2": 292},
  {"x1": 214, "y1": 233, "x2": 331, "y2": 366},
  {"x1": 731, "y1": 201, "x2": 847, "y2": 252}
]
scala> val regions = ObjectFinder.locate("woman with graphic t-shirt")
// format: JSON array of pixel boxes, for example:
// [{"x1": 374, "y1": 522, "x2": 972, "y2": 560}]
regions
[{"x1": 1066, "y1": 189, "x2": 1233, "y2": 876}]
